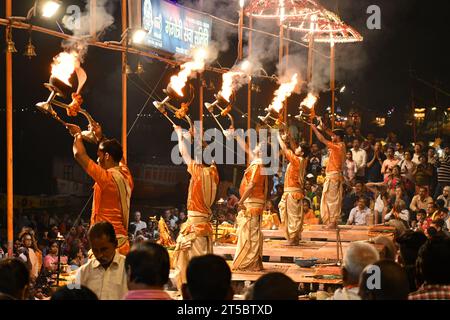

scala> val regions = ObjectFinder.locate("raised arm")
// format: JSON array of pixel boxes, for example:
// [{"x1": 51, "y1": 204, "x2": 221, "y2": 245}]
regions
[
  {"x1": 277, "y1": 131, "x2": 289, "y2": 155},
  {"x1": 310, "y1": 124, "x2": 329, "y2": 146},
  {"x1": 174, "y1": 125, "x2": 193, "y2": 165},
  {"x1": 67, "y1": 124, "x2": 90, "y2": 170}
]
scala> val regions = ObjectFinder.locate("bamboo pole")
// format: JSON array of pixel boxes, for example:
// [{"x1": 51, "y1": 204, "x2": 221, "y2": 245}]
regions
[
  {"x1": 307, "y1": 30, "x2": 315, "y2": 145},
  {"x1": 247, "y1": 16, "x2": 253, "y2": 165},
  {"x1": 199, "y1": 74, "x2": 204, "y2": 139},
  {"x1": 330, "y1": 42, "x2": 335, "y2": 130},
  {"x1": 6, "y1": 0, "x2": 13, "y2": 257},
  {"x1": 121, "y1": 0, "x2": 127, "y2": 160},
  {"x1": 238, "y1": 3, "x2": 244, "y2": 61}
]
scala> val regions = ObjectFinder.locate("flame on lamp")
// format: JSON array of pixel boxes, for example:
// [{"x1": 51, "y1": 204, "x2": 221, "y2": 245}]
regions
[
  {"x1": 169, "y1": 48, "x2": 208, "y2": 97},
  {"x1": 300, "y1": 93, "x2": 318, "y2": 109},
  {"x1": 269, "y1": 73, "x2": 298, "y2": 113},
  {"x1": 51, "y1": 51, "x2": 79, "y2": 87},
  {"x1": 220, "y1": 72, "x2": 241, "y2": 102}
]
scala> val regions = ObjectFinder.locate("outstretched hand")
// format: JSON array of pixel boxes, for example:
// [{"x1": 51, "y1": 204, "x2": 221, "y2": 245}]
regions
[
  {"x1": 66, "y1": 123, "x2": 82, "y2": 137},
  {"x1": 89, "y1": 121, "x2": 103, "y2": 141}
]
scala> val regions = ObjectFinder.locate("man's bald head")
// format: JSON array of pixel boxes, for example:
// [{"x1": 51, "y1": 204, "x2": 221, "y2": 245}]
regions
[{"x1": 343, "y1": 242, "x2": 380, "y2": 285}]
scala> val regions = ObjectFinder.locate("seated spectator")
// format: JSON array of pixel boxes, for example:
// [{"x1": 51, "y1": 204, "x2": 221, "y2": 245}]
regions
[
  {"x1": 69, "y1": 246, "x2": 88, "y2": 269},
  {"x1": 414, "y1": 209, "x2": 430, "y2": 232},
  {"x1": 75, "y1": 222, "x2": 128, "y2": 300},
  {"x1": 389, "y1": 186, "x2": 411, "y2": 210},
  {"x1": 183, "y1": 254, "x2": 233, "y2": 300},
  {"x1": 249, "y1": 272, "x2": 298, "y2": 300},
  {"x1": 124, "y1": 242, "x2": 172, "y2": 300},
  {"x1": 130, "y1": 211, "x2": 147, "y2": 236},
  {"x1": 329, "y1": 242, "x2": 379, "y2": 300},
  {"x1": 51, "y1": 285, "x2": 98, "y2": 300},
  {"x1": 437, "y1": 186, "x2": 450, "y2": 210},
  {"x1": 396, "y1": 231, "x2": 428, "y2": 292},
  {"x1": 371, "y1": 236, "x2": 397, "y2": 261},
  {"x1": 426, "y1": 202, "x2": 440, "y2": 221},
  {"x1": 347, "y1": 198, "x2": 372, "y2": 226},
  {"x1": 43, "y1": 241, "x2": 68, "y2": 272},
  {"x1": 17, "y1": 231, "x2": 42, "y2": 280},
  {"x1": 302, "y1": 199, "x2": 319, "y2": 225},
  {"x1": 409, "y1": 236, "x2": 450, "y2": 299},
  {"x1": 429, "y1": 219, "x2": 450, "y2": 238},
  {"x1": 343, "y1": 182, "x2": 372, "y2": 223},
  {"x1": 359, "y1": 260, "x2": 410, "y2": 300},
  {"x1": 440, "y1": 208, "x2": 450, "y2": 231},
  {"x1": 410, "y1": 186, "x2": 433, "y2": 219},
  {"x1": 316, "y1": 167, "x2": 326, "y2": 187},
  {"x1": 0, "y1": 258, "x2": 30, "y2": 300},
  {"x1": 384, "y1": 200, "x2": 410, "y2": 228},
  {"x1": 304, "y1": 181, "x2": 320, "y2": 217}
]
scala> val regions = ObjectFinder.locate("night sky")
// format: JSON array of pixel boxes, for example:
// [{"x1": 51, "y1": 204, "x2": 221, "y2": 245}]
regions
[{"x1": 0, "y1": 0, "x2": 449, "y2": 196}]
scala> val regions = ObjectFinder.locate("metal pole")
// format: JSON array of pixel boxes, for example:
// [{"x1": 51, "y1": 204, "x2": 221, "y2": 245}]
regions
[
  {"x1": 330, "y1": 42, "x2": 336, "y2": 130},
  {"x1": 6, "y1": 0, "x2": 13, "y2": 257},
  {"x1": 121, "y1": 0, "x2": 127, "y2": 160}
]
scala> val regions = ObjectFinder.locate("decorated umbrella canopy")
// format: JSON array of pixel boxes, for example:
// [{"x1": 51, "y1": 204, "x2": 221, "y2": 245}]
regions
[
  {"x1": 285, "y1": 8, "x2": 363, "y2": 129},
  {"x1": 242, "y1": 0, "x2": 337, "y2": 126}
]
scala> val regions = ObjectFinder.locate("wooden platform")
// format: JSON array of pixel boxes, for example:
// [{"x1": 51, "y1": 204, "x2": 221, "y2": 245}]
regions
[
  {"x1": 229, "y1": 262, "x2": 342, "y2": 285},
  {"x1": 213, "y1": 239, "x2": 386, "y2": 260},
  {"x1": 170, "y1": 262, "x2": 342, "y2": 285},
  {"x1": 262, "y1": 225, "x2": 396, "y2": 242}
]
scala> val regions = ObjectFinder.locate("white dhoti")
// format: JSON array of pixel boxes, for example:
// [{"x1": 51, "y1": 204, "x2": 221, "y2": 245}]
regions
[
  {"x1": 278, "y1": 188, "x2": 304, "y2": 244},
  {"x1": 232, "y1": 201, "x2": 264, "y2": 271},
  {"x1": 320, "y1": 172, "x2": 344, "y2": 226},
  {"x1": 172, "y1": 213, "x2": 213, "y2": 289}
]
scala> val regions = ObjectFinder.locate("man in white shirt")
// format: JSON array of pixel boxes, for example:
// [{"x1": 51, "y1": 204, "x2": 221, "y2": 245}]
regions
[
  {"x1": 347, "y1": 198, "x2": 372, "y2": 226},
  {"x1": 75, "y1": 221, "x2": 128, "y2": 300},
  {"x1": 130, "y1": 211, "x2": 147, "y2": 235},
  {"x1": 351, "y1": 139, "x2": 367, "y2": 180}
]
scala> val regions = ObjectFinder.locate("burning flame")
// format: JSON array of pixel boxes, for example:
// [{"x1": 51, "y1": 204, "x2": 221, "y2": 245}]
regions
[
  {"x1": 300, "y1": 93, "x2": 318, "y2": 109},
  {"x1": 170, "y1": 48, "x2": 207, "y2": 97},
  {"x1": 220, "y1": 71, "x2": 242, "y2": 102},
  {"x1": 51, "y1": 52, "x2": 79, "y2": 87},
  {"x1": 218, "y1": 61, "x2": 251, "y2": 102},
  {"x1": 269, "y1": 73, "x2": 298, "y2": 113}
]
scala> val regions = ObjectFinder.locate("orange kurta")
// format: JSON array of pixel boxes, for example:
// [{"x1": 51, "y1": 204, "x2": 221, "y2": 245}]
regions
[
  {"x1": 284, "y1": 149, "x2": 307, "y2": 197},
  {"x1": 325, "y1": 141, "x2": 346, "y2": 173},
  {"x1": 187, "y1": 162, "x2": 219, "y2": 215},
  {"x1": 239, "y1": 161, "x2": 265, "y2": 204},
  {"x1": 86, "y1": 160, "x2": 134, "y2": 238}
]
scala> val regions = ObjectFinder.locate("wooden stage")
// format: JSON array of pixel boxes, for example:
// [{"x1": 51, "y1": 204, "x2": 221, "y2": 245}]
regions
[
  {"x1": 170, "y1": 262, "x2": 343, "y2": 285},
  {"x1": 169, "y1": 225, "x2": 393, "y2": 286},
  {"x1": 262, "y1": 224, "x2": 396, "y2": 242},
  {"x1": 213, "y1": 240, "x2": 386, "y2": 261}
]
